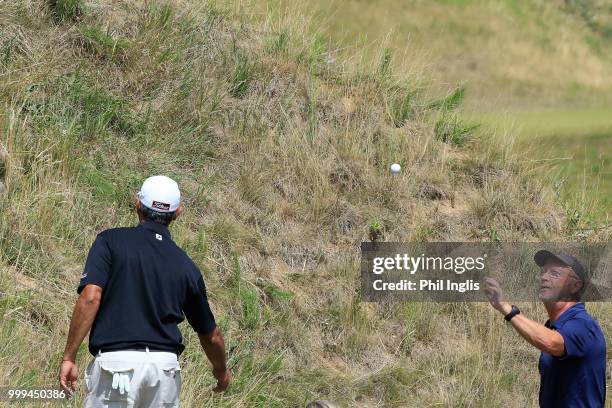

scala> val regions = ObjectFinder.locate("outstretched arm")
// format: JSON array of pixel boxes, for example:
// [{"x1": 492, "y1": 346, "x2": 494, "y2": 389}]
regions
[
  {"x1": 484, "y1": 277, "x2": 564, "y2": 356},
  {"x1": 505, "y1": 313, "x2": 564, "y2": 356},
  {"x1": 198, "y1": 327, "x2": 232, "y2": 392},
  {"x1": 59, "y1": 284, "x2": 102, "y2": 396}
]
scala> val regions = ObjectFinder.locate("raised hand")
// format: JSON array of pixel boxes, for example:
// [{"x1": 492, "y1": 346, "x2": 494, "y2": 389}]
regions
[{"x1": 483, "y1": 277, "x2": 512, "y2": 315}]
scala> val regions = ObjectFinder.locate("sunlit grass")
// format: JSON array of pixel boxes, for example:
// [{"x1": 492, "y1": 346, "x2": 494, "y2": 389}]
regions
[
  {"x1": 465, "y1": 108, "x2": 612, "y2": 225},
  {"x1": 0, "y1": 1, "x2": 610, "y2": 407}
]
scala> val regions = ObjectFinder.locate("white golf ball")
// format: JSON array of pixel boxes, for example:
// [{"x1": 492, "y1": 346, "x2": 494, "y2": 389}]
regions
[{"x1": 390, "y1": 163, "x2": 401, "y2": 174}]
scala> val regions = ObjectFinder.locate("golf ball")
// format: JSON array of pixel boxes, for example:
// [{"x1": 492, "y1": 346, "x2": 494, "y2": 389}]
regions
[{"x1": 390, "y1": 163, "x2": 401, "y2": 174}]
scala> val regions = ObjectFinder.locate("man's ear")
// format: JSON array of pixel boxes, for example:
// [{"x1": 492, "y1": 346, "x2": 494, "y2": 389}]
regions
[
  {"x1": 173, "y1": 206, "x2": 182, "y2": 220},
  {"x1": 135, "y1": 198, "x2": 144, "y2": 221},
  {"x1": 570, "y1": 278, "x2": 584, "y2": 297}
]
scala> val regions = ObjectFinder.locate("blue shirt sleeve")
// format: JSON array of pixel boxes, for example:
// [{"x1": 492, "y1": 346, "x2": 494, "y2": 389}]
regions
[
  {"x1": 77, "y1": 232, "x2": 112, "y2": 294},
  {"x1": 555, "y1": 318, "x2": 597, "y2": 360},
  {"x1": 183, "y1": 273, "x2": 217, "y2": 335}
]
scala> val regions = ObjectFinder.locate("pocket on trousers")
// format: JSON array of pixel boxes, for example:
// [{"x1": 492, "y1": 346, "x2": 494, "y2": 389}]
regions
[
  {"x1": 99, "y1": 363, "x2": 136, "y2": 403},
  {"x1": 84, "y1": 360, "x2": 95, "y2": 394},
  {"x1": 160, "y1": 363, "x2": 181, "y2": 406}
]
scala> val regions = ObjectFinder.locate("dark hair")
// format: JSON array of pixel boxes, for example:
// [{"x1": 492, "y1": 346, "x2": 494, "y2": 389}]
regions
[{"x1": 140, "y1": 204, "x2": 176, "y2": 226}]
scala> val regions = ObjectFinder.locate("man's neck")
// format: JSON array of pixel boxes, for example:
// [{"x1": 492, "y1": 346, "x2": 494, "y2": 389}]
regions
[{"x1": 544, "y1": 301, "x2": 577, "y2": 322}]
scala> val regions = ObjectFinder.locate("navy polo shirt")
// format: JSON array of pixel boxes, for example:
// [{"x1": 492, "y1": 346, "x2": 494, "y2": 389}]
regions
[
  {"x1": 77, "y1": 221, "x2": 217, "y2": 356},
  {"x1": 539, "y1": 303, "x2": 606, "y2": 408}
]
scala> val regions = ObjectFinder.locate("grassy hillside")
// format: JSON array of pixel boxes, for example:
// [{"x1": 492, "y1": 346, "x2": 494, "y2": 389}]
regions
[
  {"x1": 252, "y1": 0, "x2": 612, "y2": 226},
  {"x1": 251, "y1": 0, "x2": 612, "y2": 110},
  {"x1": 0, "y1": 0, "x2": 610, "y2": 407}
]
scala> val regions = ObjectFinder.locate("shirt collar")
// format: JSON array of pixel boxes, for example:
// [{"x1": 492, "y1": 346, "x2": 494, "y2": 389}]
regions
[
  {"x1": 138, "y1": 220, "x2": 172, "y2": 238},
  {"x1": 545, "y1": 302, "x2": 585, "y2": 329}
]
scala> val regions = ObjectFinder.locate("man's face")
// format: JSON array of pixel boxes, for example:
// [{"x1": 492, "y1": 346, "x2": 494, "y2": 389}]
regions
[{"x1": 538, "y1": 258, "x2": 582, "y2": 303}]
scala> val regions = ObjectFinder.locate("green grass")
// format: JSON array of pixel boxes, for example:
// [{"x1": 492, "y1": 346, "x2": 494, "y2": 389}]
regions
[
  {"x1": 435, "y1": 114, "x2": 479, "y2": 147},
  {"x1": 466, "y1": 107, "x2": 612, "y2": 224},
  {"x1": 50, "y1": 0, "x2": 83, "y2": 22},
  {"x1": 473, "y1": 107, "x2": 612, "y2": 137},
  {"x1": 229, "y1": 53, "x2": 256, "y2": 99},
  {"x1": 79, "y1": 26, "x2": 130, "y2": 61},
  {"x1": 539, "y1": 130, "x2": 611, "y2": 223}
]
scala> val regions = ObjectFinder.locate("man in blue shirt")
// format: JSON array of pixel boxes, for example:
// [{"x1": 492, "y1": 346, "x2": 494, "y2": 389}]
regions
[
  {"x1": 485, "y1": 250, "x2": 606, "y2": 407},
  {"x1": 58, "y1": 175, "x2": 232, "y2": 406}
]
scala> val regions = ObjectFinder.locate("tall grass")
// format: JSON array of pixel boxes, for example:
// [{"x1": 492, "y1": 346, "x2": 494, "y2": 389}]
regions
[{"x1": 0, "y1": 1, "x2": 609, "y2": 407}]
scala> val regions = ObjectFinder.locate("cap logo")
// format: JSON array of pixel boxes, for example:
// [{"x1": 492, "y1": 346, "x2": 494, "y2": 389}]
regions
[
  {"x1": 151, "y1": 200, "x2": 171, "y2": 211},
  {"x1": 156, "y1": 233, "x2": 163, "y2": 241}
]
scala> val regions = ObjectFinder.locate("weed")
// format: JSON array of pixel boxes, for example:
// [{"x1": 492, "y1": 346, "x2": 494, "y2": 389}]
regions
[
  {"x1": 229, "y1": 53, "x2": 255, "y2": 98},
  {"x1": 434, "y1": 114, "x2": 479, "y2": 146},
  {"x1": 378, "y1": 48, "x2": 393, "y2": 77},
  {"x1": 387, "y1": 88, "x2": 413, "y2": 127},
  {"x1": 79, "y1": 26, "x2": 129, "y2": 61},
  {"x1": 429, "y1": 87, "x2": 465, "y2": 112},
  {"x1": 369, "y1": 218, "x2": 383, "y2": 241},
  {"x1": 49, "y1": 0, "x2": 83, "y2": 22},
  {"x1": 267, "y1": 31, "x2": 289, "y2": 55}
]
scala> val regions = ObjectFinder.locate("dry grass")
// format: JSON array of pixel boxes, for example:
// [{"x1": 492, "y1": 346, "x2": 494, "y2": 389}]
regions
[
  {"x1": 247, "y1": 0, "x2": 612, "y2": 111},
  {"x1": 0, "y1": 0, "x2": 609, "y2": 407}
]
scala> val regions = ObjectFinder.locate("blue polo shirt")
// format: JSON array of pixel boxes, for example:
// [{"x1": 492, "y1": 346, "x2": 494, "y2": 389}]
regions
[
  {"x1": 538, "y1": 303, "x2": 606, "y2": 408},
  {"x1": 77, "y1": 221, "x2": 217, "y2": 356}
]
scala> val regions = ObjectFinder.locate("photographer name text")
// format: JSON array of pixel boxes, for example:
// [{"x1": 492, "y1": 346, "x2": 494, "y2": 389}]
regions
[{"x1": 372, "y1": 279, "x2": 480, "y2": 292}]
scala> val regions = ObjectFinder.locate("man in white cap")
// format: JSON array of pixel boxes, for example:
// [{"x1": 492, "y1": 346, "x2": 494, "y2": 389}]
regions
[{"x1": 59, "y1": 175, "x2": 231, "y2": 407}]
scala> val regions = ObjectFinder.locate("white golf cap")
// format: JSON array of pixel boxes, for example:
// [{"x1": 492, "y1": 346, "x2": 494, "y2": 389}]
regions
[{"x1": 138, "y1": 175, "x2": 180, "y2": 213}]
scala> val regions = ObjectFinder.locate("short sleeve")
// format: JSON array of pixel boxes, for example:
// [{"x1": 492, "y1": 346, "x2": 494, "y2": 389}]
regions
[
  {"x1": 555, "y1": 318, "x2": 597, "y2": 360},
  {"x1": 77, "y1": 233, "x2": 112, "y2": 294},
  {"x1": 183, "y1": 274, "x2": 217, "y2": 335}
]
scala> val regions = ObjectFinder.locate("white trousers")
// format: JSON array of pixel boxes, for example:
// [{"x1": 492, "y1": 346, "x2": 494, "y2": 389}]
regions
[{"x1": 83, "y1": 348, "x2": 181, "y2": 408}]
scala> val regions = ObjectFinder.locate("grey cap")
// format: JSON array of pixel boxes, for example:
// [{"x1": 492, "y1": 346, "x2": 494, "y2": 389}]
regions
[
  {"x1": 534, "y1": 249, "x2": 612, "y2": 301},
  {"x1": 534, "y1": 250, "x2": 588, "y2": 282}
]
